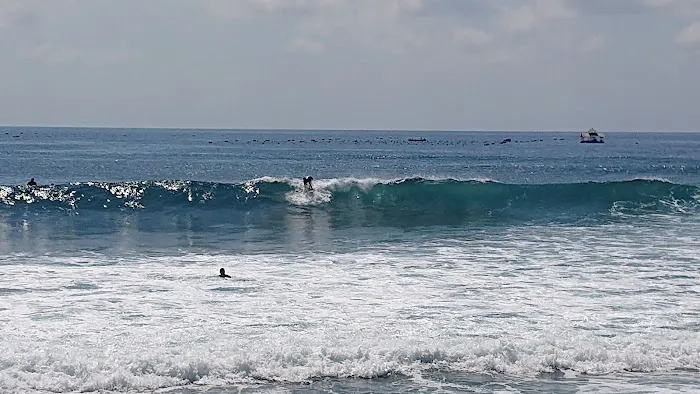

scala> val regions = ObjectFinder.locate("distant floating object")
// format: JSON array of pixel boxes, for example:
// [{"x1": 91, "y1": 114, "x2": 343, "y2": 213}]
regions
[
  {"x1": 408, "y1": 138, "x2": 427, "y2": 142},
  {"x1": 580, "y1": 128, "x2": 604, "y2": 143}
]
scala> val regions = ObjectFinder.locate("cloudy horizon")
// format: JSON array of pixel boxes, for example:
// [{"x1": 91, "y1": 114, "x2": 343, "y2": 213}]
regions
[{"x1": 1, "y1": 0, "x2": 699, "y2": 131}]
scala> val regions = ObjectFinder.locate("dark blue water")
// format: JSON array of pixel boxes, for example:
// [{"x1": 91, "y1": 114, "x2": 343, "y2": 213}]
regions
[{"x1": 2, "y1": 127, "x2": 699, "y2": 186}]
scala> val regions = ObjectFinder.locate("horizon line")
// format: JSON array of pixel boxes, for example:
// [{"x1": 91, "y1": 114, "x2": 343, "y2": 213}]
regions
[{"x1": 1, "y1": 125, "x2": 699, "y2": 133}]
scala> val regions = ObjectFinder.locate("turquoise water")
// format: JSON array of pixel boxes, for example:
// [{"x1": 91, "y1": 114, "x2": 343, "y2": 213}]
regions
[{"x1": 0, "y1": 128, "x2": 699, "y2": 393}]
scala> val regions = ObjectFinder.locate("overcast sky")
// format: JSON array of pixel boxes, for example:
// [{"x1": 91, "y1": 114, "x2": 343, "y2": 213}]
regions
[{"x1": 1, "y1": 0, "x2": 699, "y2": 131}]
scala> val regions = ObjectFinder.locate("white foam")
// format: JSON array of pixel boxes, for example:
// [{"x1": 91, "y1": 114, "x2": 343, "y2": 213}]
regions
[
  {"x1": 284, "y1": 188, "x2": 332, "y2": 206},
  {"x1": 629, "y1": 176, "x2": 675, "y2": 184},
  {"x1": 2, "y1": 221, "x2": 700, "y2": 392},
  {"x1": 244, "y1": 176, "x2": 507, "y2": 208},
  {"x1": 247, "y1": 176, "x2": 496, "y2": 191},
  {"x1": 252, "y1": 177, "x2": 386, "y2": 206},
  {"x1": 268, "y1": 176, "x2": 499, "y2": 206}
]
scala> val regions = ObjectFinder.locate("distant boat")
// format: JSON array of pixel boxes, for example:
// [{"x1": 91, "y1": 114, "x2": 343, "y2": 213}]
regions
[
  {"x1": 580, "y1": 128, "x2": 604, "y2": 143},
  {"x1": 408, "y1": 138, "x2": 427, "y2": 142}
]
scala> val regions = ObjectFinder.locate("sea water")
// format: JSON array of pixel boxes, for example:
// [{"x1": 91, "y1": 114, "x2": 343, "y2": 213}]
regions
[{"x1": 0, "y1": 127, "x2": 699, "y2": 393}]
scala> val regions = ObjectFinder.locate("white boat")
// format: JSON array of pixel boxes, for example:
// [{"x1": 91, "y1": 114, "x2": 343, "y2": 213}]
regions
[{"x1": 580, "y1": 128, "x2": 604, "y2": 143}]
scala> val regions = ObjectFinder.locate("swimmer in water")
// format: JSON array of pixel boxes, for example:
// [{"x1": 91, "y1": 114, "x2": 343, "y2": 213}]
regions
[
  {"x1": 219, "y1": 268, "x2": 231, "y2": 278},
  {"x1": 27, "y1": 178, "x2": 37, "y2": 186}
]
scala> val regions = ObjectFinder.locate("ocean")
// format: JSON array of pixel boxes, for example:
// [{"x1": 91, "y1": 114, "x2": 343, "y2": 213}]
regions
[{"x1": 1, "y1": 127, "x2": 699, "y2": 393}]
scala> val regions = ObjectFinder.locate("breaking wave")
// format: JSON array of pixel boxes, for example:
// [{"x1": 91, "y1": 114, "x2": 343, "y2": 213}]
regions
[{"x1": 1, "y1": 178, "x2": 698, "y2": 227}]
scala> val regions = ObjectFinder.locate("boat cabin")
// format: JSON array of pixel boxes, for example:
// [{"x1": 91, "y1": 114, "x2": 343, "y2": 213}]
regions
[{"x1": 580, "y1": 128, "x2": 604, "y2": 143}]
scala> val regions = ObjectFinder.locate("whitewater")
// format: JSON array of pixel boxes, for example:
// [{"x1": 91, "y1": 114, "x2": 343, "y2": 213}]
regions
[{"x1": 1, "y1": 128, "x2": 699, "y2": 393}]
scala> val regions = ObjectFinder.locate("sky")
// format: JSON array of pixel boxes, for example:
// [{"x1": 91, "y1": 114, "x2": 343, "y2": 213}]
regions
[{"x1": 0, "y1": 0, "x2": 699, "y2": 131}]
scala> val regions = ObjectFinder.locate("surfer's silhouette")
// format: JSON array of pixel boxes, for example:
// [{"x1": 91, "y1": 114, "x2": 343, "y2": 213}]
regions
[
  {"x1": 219, "y1": 268, "x2": 231, "y2": 278},
  {"x1": 27, "y1": 178, "x2": 37, "y2": 186},
  {"x1": 303, "y1": 176, "x2": 313, "y2": 191}
]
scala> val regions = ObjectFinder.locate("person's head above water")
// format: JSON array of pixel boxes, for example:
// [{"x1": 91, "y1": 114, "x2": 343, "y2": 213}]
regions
[
  {"x1": 219, "y1": 267, "x2": 231, "y2": 278},
  {"x1": 27, "y1": 178, "x2": 37, "y2": 186}
]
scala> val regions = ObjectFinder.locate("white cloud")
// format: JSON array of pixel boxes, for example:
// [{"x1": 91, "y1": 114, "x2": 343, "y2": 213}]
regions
[
  {"x1": 295, "y1": 1, "x2": 431, "y2": 53},
  {"x1": 646, "y1": 0, "x2": 700, "y2": 16},
  {"x1": 645, "y1": 0, "x2": 675, "y2": 8},
  {"x1": 499, "y1": 0, "x2": 576, "y2": 33},
  {"x1": 2, "y1": 0, "x2": 700, "y2": 130},
  {"x1": 676, "y1": 21, "x2": 700, "y2": 45},
  {"x1": 453, "y1": 26, "x2": 493, "y2": 48},
  {"x1": 579, "y1": 34, "x2": 606, "y2": 52},
  {"x1": 0, "y1": 0, "x2": 30, "y2": 29},
  {"x1": 199, "y1": 0, "x2": 391, "y2": 21},
  {"x1": 25, "y1": 43, "x2": 81, "y2": 65},
  {"x1": 196, "y1": 0, "x2": 585, "y2": 55},
  {"x1": 24, "y1": 42, "x2": 133, "y2": 66},
  {"x1": 200, "y1": 0, "x2": 316, "y2": 20},
  {"x1": 86, "y1": 50, "x2": 134, "y2": 67},
  {"x1": 286, "y1": 37, "x2": 325, "y2": 53},
  {"x1": 200, "y1": 0, "x2": 429, "y2": 53},
  {"x1": 0, "y1": 0, "x2": 79, "y2": 30}
]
